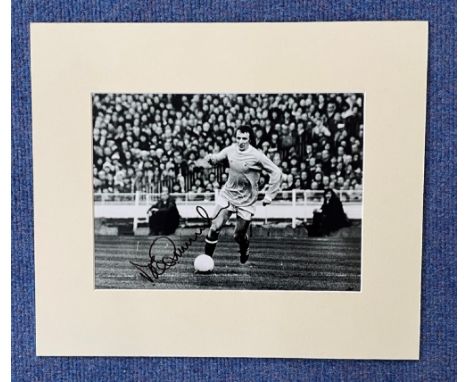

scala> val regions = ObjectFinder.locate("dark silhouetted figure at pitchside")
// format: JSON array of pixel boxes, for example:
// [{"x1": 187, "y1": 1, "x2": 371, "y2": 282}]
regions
[
  {"x1": 306, "y1": 188, "x2": 350, "y2": 237},
  {"x1": 147, "y1": 186, "x2": 180, "y2": 235}
]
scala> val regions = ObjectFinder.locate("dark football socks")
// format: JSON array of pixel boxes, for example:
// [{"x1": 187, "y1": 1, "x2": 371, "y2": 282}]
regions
[
  {"x1": 205, "y1": 230, "x2": 219, "y2": 257},
  {"x1": 237, "y1": 236, "x2": 250, "y2": 264}
]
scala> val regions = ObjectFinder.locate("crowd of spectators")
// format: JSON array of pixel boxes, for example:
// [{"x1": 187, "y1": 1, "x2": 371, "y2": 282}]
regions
[{"x1": 93, "y1": 93, "x2": 364, "y2": 197}]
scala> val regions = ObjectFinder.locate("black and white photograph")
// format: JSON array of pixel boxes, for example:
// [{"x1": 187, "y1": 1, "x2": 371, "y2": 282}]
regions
[{"x1": 93, "y1": 93, "x2": 364, "y2": 290}]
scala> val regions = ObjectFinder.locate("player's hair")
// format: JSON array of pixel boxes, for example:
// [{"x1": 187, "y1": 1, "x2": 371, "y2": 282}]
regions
[{"x1": 236, "y1": 125, "x2": 257, "y2": 148}]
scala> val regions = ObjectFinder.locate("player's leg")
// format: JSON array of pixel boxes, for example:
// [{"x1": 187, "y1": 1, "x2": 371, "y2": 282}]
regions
[
  {"x1": 204, "y1": 205, "x2": 231, "y2": 257},
  {"x1": 233, "y1": 215, "x2": 251, "y2": 264}
]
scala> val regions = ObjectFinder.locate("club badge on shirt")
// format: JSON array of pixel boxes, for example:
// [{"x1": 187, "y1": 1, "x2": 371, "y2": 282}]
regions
[{"x1": 243, "y1": 161, "x2": 257, "y2": 168}]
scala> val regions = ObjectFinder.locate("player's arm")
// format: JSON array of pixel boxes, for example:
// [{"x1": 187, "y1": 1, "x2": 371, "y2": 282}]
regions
[
  {"x1": 205, "y1": 146, "x2": 229, "y2": 166},
  {"x1": 258, "y1": 152, "x2": 283, "y2": 205}
]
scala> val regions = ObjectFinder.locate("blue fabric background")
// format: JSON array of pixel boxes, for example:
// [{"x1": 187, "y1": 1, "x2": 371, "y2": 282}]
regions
[{"x1": 12, "y1": 1, "x2": 456, "y2": 381}]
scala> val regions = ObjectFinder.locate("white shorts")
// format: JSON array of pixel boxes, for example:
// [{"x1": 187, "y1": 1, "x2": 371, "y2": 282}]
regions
[{"x1": 216, "y1": 193, "x2": 256, "y2": 221}]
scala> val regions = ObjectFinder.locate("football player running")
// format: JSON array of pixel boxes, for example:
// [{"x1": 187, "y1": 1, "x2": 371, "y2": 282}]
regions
[{"x1": 203, "y1": 125, "x2": 282, "y2": 264}]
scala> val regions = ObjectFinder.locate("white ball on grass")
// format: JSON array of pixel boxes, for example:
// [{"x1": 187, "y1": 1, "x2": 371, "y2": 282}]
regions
[{"x1": 194, "y1": 254, "x2": 214, "y2": 272}]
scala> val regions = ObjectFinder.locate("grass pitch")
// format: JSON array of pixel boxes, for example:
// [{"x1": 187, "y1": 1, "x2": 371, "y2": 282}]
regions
[{"x1": 95, "y1": 227, "x2": 361, "y2": 291}]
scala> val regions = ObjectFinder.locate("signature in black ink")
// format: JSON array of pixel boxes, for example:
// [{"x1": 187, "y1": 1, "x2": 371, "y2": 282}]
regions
[{"x1": 129, "y1": 205, "x2": 213, "y2": 282}]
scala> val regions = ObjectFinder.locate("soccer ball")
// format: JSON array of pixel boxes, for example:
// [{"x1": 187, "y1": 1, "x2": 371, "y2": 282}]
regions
[{"x1": 194, "y1": 254, "x2": 215, "y2": 273}]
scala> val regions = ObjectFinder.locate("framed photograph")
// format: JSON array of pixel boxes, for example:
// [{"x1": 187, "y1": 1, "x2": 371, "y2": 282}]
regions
[
  {"x1": 93, "y1": 92, "x2": 364, "y2": 291},
  {"x1": 31, "y1": 22, "x2": 428, "y2": 359}
]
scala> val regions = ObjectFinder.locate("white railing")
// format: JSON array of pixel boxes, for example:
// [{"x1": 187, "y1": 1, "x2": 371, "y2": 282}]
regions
[
  {"x1": 94, "y1": 191, "x2": 217, "y2": 205},
  {"x1": 94, "y1": 190, "x2": 362, "y2": 232},
  {"x1": 94, "y1": 189, "x2": 362, "y2": 205}
]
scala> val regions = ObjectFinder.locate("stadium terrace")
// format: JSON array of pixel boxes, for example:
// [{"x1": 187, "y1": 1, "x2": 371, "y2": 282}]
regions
[{"x1": 92, "y1": 93, "x2": 364, "y2": 197}]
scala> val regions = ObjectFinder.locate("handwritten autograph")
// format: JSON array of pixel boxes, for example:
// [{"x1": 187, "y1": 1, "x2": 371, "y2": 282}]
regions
[{"x1": 129, "y1": 205, "x2": 216, "y2": 282}]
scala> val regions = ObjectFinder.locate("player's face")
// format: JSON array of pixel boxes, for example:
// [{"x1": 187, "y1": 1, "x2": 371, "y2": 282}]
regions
[{"x1": 236, "y1": 131, "x2": 250, "y2": 151}]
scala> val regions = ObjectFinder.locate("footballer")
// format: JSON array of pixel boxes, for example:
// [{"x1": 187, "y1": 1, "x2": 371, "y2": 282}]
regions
[{"x1": 203, "y1": 125, "x2": 282, "y2": 264}]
